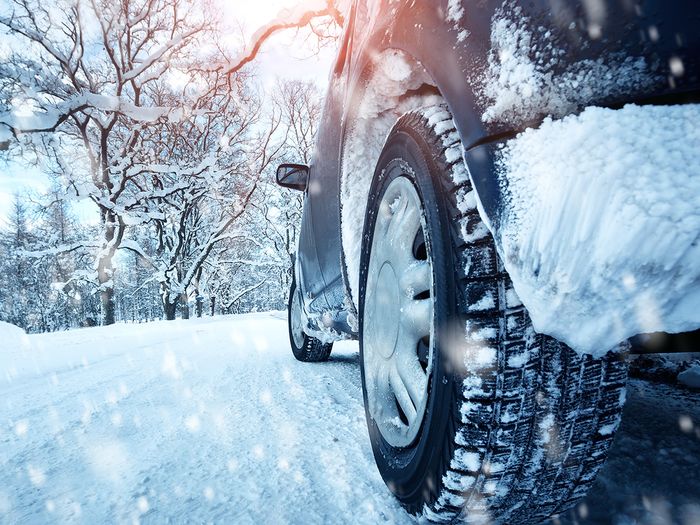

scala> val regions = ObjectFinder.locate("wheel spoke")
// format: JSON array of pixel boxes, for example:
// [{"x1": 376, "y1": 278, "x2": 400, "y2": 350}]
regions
[
  {"x1": 394, "y1": 351, "x2": 428, "y2": 412},
  {"x1": 367, "y1": 355, "x2": 388, "y2": 416},
  {"x1": 375, "y1": 199, "x2": 394, "y2": 240},
  {"x1": 376, "y1": 359, "x2": 393, "y2": 415},
  {"x1": 390, "y1": 365, "x2": 418, "y2": 425},
  {"x1": 396, "y1": 207, "x2": 421, "y2": 252},
  {"x1": 401, "y1": 298, "x2": 432, "y2": 339},
  {"x1": 388, "y1": 199, "x2": 421, "y2": 264},
  {"x1": 400, "y1": 260, "x2": 431, "y2": 299}
]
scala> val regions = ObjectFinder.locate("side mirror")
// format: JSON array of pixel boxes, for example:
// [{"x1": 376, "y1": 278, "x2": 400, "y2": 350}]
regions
[{"x1": 276, "y1": 163, "x2": 309, "y2": 191}]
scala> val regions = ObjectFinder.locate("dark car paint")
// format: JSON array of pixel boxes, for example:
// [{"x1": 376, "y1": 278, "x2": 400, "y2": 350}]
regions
[{"x1": 293, "y1": 0, "x2": 700, "y2": 338}]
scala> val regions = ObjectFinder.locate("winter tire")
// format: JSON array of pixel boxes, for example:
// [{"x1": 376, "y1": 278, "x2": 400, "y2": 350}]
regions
[
  {"x1": 288, "y1": 274, "x2": 333, "y2": 362},
  {"x1": 358, "y1": 105, "x2": 628, "y2": 524}
]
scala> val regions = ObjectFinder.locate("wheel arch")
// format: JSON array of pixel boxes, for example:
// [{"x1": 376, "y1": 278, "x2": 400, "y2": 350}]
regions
[{"x1": 338, "y1": 43, "x2": 496, "y2": 310}]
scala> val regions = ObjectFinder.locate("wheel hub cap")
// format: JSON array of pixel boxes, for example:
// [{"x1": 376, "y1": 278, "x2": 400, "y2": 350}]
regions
[
  {"x1": 363, "y1": 176, "x2": 434, "y2": 448},
  {"x1": 375, "y1": 262, "x2": 400, "y2": 359}
]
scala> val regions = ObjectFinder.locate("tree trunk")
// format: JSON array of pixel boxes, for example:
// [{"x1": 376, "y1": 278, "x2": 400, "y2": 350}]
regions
[
  {"x1": 163, "y1": 294, "x2": 177, "y2": 321},
  {"x1": 97, "y1": 134, "x2": 119, "y2": 326},
  {"x1": 196, "y1": 295, "x2": 204, "y2": 318},
  {"x1": 180, "y1": 292, "x2": 190, "y2": 320},
  {"x1": 100, "y1": 288, "x2": 115, "y2": 325},
  {"x1": 194, "y1": 271, "x2": 204, "y2": 318},
  {"x1": 210, "y1": 296, "x2": 216, "y2": 316},
  {"x1": 98, "y1": 254, "x2": 115, "y2": 325}
]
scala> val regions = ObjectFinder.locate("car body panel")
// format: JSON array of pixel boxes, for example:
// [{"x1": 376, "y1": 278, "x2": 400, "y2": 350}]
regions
[
  {"x1": 294, "y1": 11, "x2": 356, "y2": 338},
  {"x1": 292, "y1": 0, "x2": 700, "y2": 339},
  {"x1": 349, "y1": 0, "x2": 700, "y2": 225}
]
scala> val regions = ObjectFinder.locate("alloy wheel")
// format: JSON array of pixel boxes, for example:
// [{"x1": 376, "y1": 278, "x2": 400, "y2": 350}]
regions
[{"x1": 363, "y1": 176, "x2": 434, "y2": 448}]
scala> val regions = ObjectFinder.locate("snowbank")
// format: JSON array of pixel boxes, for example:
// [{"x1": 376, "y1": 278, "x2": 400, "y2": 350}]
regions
[
  {"x1": 0, "y1": 321, "x2": 31, "y2": 351},
  {"x1": 679, "y1": 365, "x2": 700, "y2": 390},
  {"x1": 493, "y1": 104, "x2": 700, "y2": 356}
]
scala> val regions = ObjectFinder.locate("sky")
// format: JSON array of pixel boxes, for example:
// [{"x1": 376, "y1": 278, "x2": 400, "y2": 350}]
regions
[{"x1": 0, "y1": 0, "x2": 336, "y2": 224}]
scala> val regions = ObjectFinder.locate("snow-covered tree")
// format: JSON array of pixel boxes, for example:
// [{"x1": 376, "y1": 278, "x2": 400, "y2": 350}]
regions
[
  {"x1": 141, "y1": 85, "x2": 286, "y2": 319},
  {"x1": 0, "y1": 195, "x2": 33, "y2": 328},
  {"x1": 0, "y1": 189, "x2": 98, "y2": 332},
  {"x1": 0, "y1": 0, "x2": 234, "y2": 323},
  {"x1": 205, "y1": 80, "x2": 323, "y2": 314},
  {"x1": 0, "y1": 0, "x2": 342, "y2": 328}
]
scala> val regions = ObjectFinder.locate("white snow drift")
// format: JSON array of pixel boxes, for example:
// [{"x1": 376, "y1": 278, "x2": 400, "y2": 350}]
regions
[
  {"x1": 0, "y1": 321, "x2": 30, "y2": 353},
  {"x1": 494, "y1": 103, "x2": 700, "y2": 356}
]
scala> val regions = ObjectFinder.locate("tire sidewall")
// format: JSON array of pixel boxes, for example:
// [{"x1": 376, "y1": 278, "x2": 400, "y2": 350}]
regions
[
  {"x1": 288, "y1": 276, "x2": 308, "y2": 360},
  {"x1": 359, "y1": 128, "x2": 461, "y2": 508}
]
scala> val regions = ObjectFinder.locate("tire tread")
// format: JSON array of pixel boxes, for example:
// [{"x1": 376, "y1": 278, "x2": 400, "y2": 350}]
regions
[{"x1": 392, "y1": 105, "x2": 628, "y2": 524}]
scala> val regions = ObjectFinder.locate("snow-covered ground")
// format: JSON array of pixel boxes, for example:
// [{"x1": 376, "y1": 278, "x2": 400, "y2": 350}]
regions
[
  {"x1": 1, "y1": 314, "x2": 699, "y2": 524},
  {"x1": 0, "y1": 314, "x2": 408, "y2": 524}
]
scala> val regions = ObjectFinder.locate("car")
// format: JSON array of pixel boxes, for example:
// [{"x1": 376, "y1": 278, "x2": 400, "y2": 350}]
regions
[{"x1": 276, "y1": 1, "x2": 699, "y2": 523}]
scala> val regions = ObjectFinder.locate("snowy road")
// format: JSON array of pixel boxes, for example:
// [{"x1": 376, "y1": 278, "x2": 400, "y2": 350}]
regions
[
  {"x1": 558, "y1": 381, "x2": 700, "y2": 525},
  {"x1": 1, "y1": 313, "x2": 699, "y2": 524}
]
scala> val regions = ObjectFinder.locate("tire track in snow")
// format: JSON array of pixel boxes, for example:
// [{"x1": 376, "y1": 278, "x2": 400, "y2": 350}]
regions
[{"x1": 223, "y1": 348, "x2": 406, "y2": 524}]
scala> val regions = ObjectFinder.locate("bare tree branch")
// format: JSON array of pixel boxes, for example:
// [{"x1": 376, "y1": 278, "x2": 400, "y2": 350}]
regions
[{"x1": 221, "y1": 0, "x2": 344, "y2": 77}]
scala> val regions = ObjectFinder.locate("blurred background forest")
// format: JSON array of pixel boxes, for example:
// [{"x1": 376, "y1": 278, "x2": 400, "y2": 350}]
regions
[{"x1": 0, "y1": 0, "x2": 342, "y2": 332}]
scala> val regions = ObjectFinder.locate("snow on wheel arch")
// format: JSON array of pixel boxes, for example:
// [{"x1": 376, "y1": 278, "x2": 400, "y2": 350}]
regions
[
  {"x1": 493, "y1": 103, "x2": 700, "y2": 357},
  {"x1": 340, "y1": 49, "x2": 444, "y2": 311}
]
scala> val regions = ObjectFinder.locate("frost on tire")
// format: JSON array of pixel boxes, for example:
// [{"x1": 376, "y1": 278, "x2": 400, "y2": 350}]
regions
[{"x1": 359, "y1": 104, "x2": 629, "y2": 525}]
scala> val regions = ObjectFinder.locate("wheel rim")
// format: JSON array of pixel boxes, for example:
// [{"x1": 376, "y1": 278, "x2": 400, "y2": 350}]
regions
[
  {"x1": 364, "y1": 176, "x2": 434, "y2": 448},
  {"x1": 291, "y1": 284, "x2": 306, "y2": 349}
]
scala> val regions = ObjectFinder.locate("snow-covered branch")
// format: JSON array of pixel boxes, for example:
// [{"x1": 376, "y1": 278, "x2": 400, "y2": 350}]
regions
[
  {"x1": 222, "y1": 280, "x2": 268, "y2": 310},
  {"x1": 222, "y1": 0, "x2": 345, "y2": 77},
  {"x1": 0, "y1": 92, "x2": 184, "y2": 138}
]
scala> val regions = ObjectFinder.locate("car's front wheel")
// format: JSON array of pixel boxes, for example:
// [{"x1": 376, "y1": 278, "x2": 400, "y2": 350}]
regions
[{"x1": 358, "y1": 105, "x2": 628, "y2": 523}]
